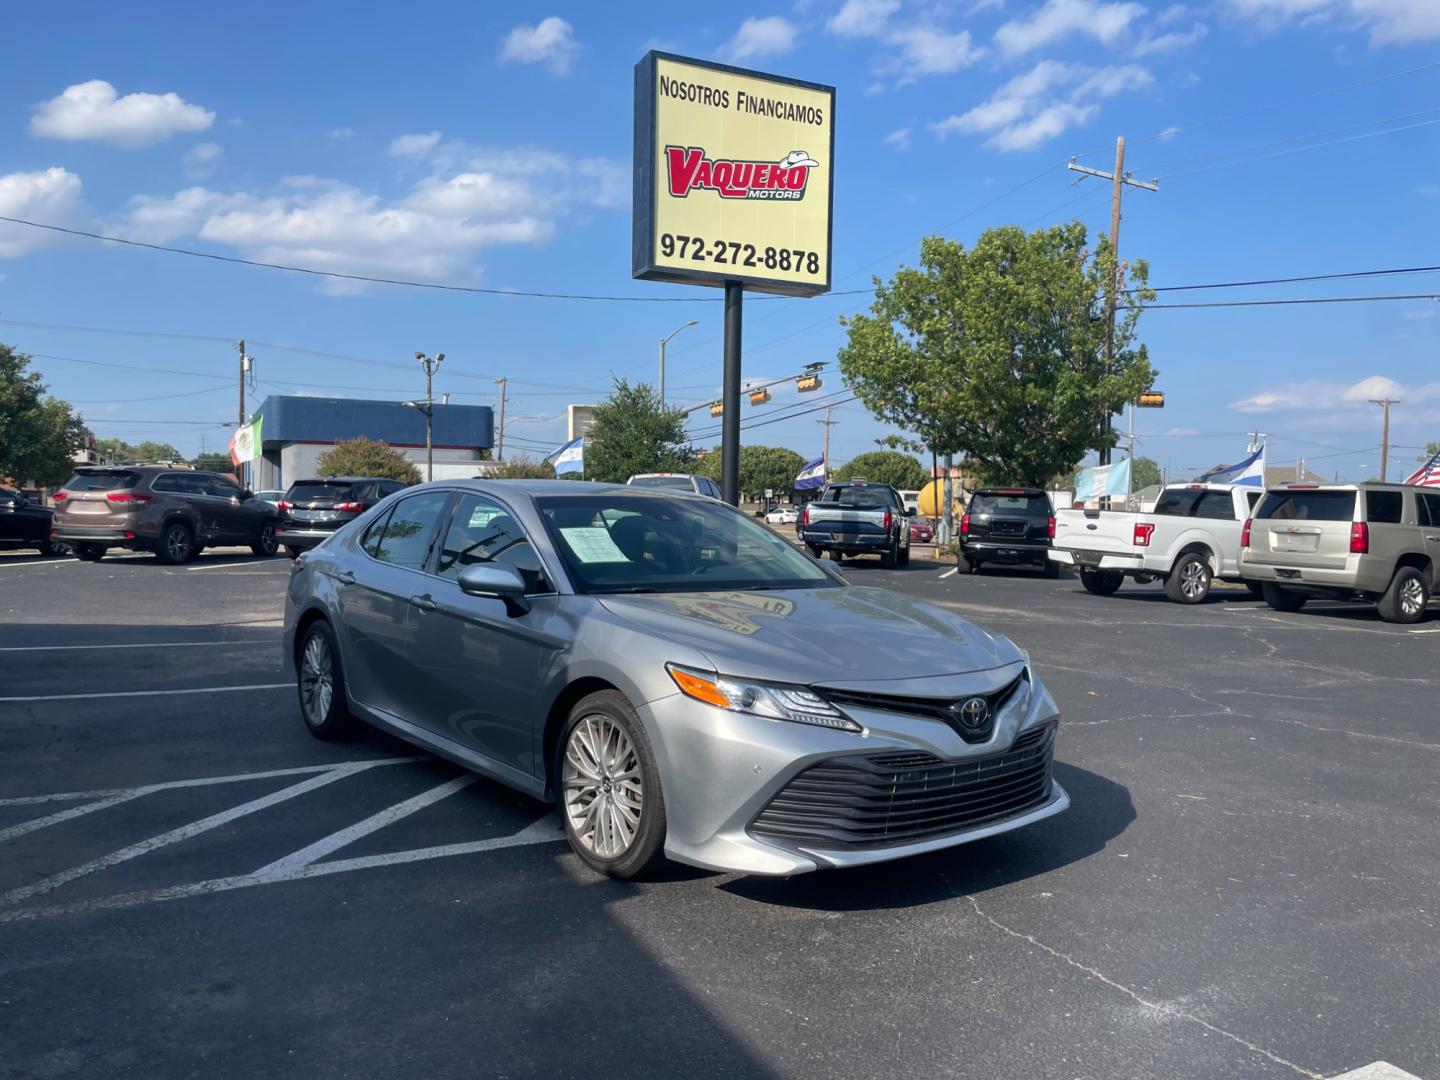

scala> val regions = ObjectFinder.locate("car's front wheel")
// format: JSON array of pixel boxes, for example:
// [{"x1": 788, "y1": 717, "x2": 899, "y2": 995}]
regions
[{"x1": 559, "y1": 691, "x2": 666, "y2": 880}]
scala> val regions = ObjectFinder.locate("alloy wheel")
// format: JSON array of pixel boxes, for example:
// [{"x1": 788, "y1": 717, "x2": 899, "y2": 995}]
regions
[
  {"x1": 1180, "y1": 560, "x2": 1208, "y2": 600},
  {"x1": 563, "y1": 714, "x2": 643, "y2": 859},
  {"x1": 258, "y1": 524, "x2": 277, "y2": 554},
  {"x1": 166, "y1": 526, "x2": 192, "y2": 562},
  {"x1": 1399, "y1": 576, "x2": 1425, "y2": 617},
  {"x1": 300, "y1": 633, "x2": 334, "y2": 724}
]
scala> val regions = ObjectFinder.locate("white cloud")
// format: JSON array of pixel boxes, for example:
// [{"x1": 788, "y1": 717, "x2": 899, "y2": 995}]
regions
[
  {"x1": 1229, "y1": 375, "x2": 1440, "y2": 413},
  {"x1": 931, "y1": 60, "x2": 1151, "y2": 150},
  {"x1": 388, "y1": 131, "x2": 443, "y2": 157},
  {"x1": 827, "y1": 0, "x2": 900, "y2": 36},
  {"x1": 29, "y1": 80, "x2": 214, "y2": 148},
  {"x1": 884, "y1": 127, "x2": 912, "y2": 149},
  {"x1": 500, "y1": 16, "x2": 579, "y2": 75},
  {"x1": 1158, "y1": 124, "x2": 1183, "y2": 139},
  {"x1": 994, "y1": 0, "x2": 1146, "y2": 56},
  {"x1": 0, "y1": 168, "x2": 87, "y2": 257},
  {"x1": 1226, "y1": 0, "x2": 1440, "y2": 43},
  {"x1": 885, "y1": 26, "x2": 985, "y2": 75},
  {"x1": 1133, "y1": 20, "x2": 1209, "y2": 54},
  {"x1": 183, "y1": 141, "x2": 223, "y2": 178},
  {"x1": 721, "y1": 16, "x2": 799, "y2": 61},
  {"x1": 326, "y1": 128, "x2": 355, "y2": 141}
]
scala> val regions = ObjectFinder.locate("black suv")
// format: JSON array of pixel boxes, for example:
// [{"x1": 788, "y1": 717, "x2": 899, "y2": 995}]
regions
[
  {"x1": 275, "y1": 476, "x2": 408, "y2": 557},
  {"x1": 0, "y1": 486, "x2": 65, "y2": 557},
  {"x1": 958, "y1": 487, "x2": 1057, "y2": 576},
  {"x1": 52, "y1": 466, "x2": 279, "y2": 563}
]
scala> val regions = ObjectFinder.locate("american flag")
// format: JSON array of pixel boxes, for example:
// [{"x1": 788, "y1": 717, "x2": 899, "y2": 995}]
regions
[{"x1": 1404, "y1": 446, "x2": 1440, "y2": 488}]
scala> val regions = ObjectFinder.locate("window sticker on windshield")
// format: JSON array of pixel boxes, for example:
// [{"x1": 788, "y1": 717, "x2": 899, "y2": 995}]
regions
[
  {"x1": 468, "y1": 506, "x2": 504, "y2": 528},
  {"x1": 560, "y1": 526, "x2": 629, "y2": 563}
]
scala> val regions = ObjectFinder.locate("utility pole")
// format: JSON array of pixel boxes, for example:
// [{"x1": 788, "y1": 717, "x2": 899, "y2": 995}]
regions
[
  {"x1": 236, "y1": 339, "x2": 250, "y2": 485},
  {"x1": 1067, "y1": 140, "x2": 1159, "y2": 473},
  {"x1": 817, "y1": 405, "x2": 838, "y2": 474},
  {"x1": 1369, "y1": 398, "x2": 1400, "y2": 481},
  {"x1": 414, "y1": 351, "x2": 444, "y2": 481},
  {"x1": 495, "y1": 376, "x2": 509, "y2": 463}
]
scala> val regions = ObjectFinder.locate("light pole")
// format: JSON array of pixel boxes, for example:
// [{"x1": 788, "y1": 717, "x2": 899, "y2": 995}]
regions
[
  {"x1": 658, "y1": 320, "x2": 698, "y2": 407},
  {"x1": 414, "y1": 351, "x2": 445, "y2": 481}
]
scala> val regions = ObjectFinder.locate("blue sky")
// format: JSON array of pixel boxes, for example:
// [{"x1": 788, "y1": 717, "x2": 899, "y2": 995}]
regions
[{"x1": 2, "y1": 0, "x2": 1437, "y2": 480}]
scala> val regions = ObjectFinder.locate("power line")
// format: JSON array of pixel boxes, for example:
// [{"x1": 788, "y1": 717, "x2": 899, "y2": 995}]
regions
[
  {"x1": 1156, "y1": 118, "x2": 1440, "y2": 180},
  {"x1": 1124, "y1": 293, "x2": 1439, "y2": 310},
  {"x1": 1128, "y1": 265, "x2": 1440, "y2": 294},
  {"x1": 69, "y1": 385, "x2": 232, "y2": 404},
  {"x1": 29, "y1": 352, "x2": 234, "y2": 381}
]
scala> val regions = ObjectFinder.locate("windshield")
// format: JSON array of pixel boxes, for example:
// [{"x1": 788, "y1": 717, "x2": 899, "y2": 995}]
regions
[
  {"x1": 64, "y1": 470, "x2": 141, "y2": 491},
  {"x1": 627, "y1": 476, "x2": 695, "y2": 491},
  {"x1": 818, "y1": 486, "x2": 892, "y2": 509},
  {"x1": 971, "y1": 492, "x2": 1049, "y2": 516},
  {"x1": 286, "y1": 481, "x2": 358, "y2": 502},
  {"x1": 1255, "y1": 490, "x2": 1356, "y2": 522},
  {"x1": 537, "y1": 493, "x2": 836, "y2": 595}
]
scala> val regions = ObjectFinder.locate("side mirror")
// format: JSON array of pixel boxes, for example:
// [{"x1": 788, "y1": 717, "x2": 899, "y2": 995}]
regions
[
  {"x1": 457, "y1": 563, "x2": 530, "y2": 615},
  {"x1": 905, "y1": 506, "x2": 918, "y2": 516}
]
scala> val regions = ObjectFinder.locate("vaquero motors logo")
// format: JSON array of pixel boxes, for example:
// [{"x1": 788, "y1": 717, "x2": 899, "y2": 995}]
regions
[{"x1": 664, "y1": 146, "x2": 819, "y2": 201}]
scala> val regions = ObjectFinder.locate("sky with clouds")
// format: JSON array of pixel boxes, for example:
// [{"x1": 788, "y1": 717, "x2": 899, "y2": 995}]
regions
[{"x1": 1, "y1": 0, "x2": 1438, "y2": 479}]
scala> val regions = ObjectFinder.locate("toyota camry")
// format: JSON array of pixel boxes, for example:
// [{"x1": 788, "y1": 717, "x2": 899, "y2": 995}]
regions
[{"x1": 283, "y1": 480, "x2": 1069, "y2": 878}]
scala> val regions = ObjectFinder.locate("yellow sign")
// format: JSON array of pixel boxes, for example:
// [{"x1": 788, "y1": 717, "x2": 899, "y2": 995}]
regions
[{"x1": 633, "y1": 52, "x2": 834, "y2": 297}]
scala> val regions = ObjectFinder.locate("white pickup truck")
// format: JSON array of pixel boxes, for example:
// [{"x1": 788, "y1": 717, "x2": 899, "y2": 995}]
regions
[{"x1": 1048, "y1": 482, "x2": 1263, "y2": 604}]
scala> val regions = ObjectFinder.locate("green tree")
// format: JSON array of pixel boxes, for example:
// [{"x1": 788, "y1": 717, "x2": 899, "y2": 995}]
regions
[
  {"x1": 837, "y1": 224, "x2": 1156, "y2": 487},
  {"x1": 833, "y1": 450, "x2": 929, "y2": 490},
  {"x1": 584, "y1": 378, "x2": 695, "y2": 484},
  {"x1": 1420, "y1": 442, "x2": 1439, "y2": 465},
  {"x1": 95, "y1": 438, "x2": 185, "y2": 463},
  {"x1": 0, "y1": 344, "x2": 87, "y2": 486},
  {"x1": 696, "y1": 444, "x2": 806, "y2": 499},
  {"x1": 192, "y1": 452, "x2": 234, "y2": 473},
  {"x1": 1131, "y1": 456, "x2": 1162, "y2": 490},
  {"x1": 314, "y1": 437, "x2": 422, "y2": 484},
  {"x1": 490, "y1": 456, "x2": 556, "y2": 479}
]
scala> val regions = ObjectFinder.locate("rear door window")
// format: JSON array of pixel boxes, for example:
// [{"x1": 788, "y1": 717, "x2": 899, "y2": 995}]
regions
[
  {"x1": 1255, "y1": 490, "x2": 1356, "y2": 521},
  {"x1": 1365, "y1": 490, "x2": 1403, "y2": 524},
  {"x1": 64, "y1": 470, "x2": 141, "y2": 491},
  {"x1": 1194, "y1": 491, "x2": 1237, "y2": 520},
  {"x1": 1419, "y1": 493, "x2": 1440, "y2": 528},
  {"x1": 1153, "y1": 490, "x2": 1201, "y2": 516},
  {"x1": 205, "y1": 475, "x2": 243, "y2": 500},
  {"x1": 364, "y1": 490, "x2": 452, "y2": 570}
]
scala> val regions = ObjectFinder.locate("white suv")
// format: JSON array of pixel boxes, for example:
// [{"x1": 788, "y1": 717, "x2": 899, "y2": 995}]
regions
[{"x1": 626, "y1": 473, "x2": 723, "y2": 499}]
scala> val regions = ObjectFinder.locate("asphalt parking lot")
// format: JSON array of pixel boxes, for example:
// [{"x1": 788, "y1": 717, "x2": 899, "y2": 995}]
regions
[{"x1": 1, "y1": 547, "x2": 1435, "y2": 1080}]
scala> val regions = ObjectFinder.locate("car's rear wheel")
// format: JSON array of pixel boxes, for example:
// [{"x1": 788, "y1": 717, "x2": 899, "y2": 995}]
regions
[
  {"x1": 1378, "y1": 566, "x2": 1428, "y2": 624},
  {"x1": 897, "y1": 541, "x2": 910, "y2": 567},
  {"x1": 1245, "y1": 581, "x2": 1265, "y2": 597},
  {"x1": 1042, "y1": 559, "x2": 1061, "y2": 579},
  {"x1": 251, "y1": 520, "x2": 278, "y2": 557},
  {"x1": 297, "y1": 620, "x2": 357, "y2": 739},
  {"x1": 155, "y1": 522, "x2": 195, "y2": 565},
  {"x1": 1262, "y1": 582, "x2": 1307, "y2": 613},
  {"x1": 1165, "y1": 552, "x2": 1213, "y2": 604},
  {"x1": 37, "y1": 537, "x2": 68, "y2": 558},
  {"x1": 559, "y1": 691, "x2": 666, "y2": 880},
  {"x1": 1079, "y1": 568, "x2": 1124, "y2": 596},
  {"x1": 73, "y1": 543, "x2": 106, "y2": 562},
  {"x1": 880, "y1": 539, "x2": 898, "y2": 569}
]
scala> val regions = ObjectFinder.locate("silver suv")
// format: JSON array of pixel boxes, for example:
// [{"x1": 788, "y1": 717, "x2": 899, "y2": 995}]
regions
[{"x1": 1240, "y1": 483, "x2": 1440, "y2": 623}]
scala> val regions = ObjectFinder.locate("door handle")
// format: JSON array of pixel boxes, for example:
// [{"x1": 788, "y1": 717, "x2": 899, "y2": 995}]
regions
[
  {"x1": 335, "y1": 570, "x2": 356, "y2": 585},
  {"x1": 409, "y1": 593, "x2": 438, "y2": 612}
]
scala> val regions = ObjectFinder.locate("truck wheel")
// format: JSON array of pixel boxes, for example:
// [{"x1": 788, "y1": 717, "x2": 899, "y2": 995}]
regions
[
  {"x1": 1042, "y1": 560, "x2": 1060, "y2": 579},
  {"x1": 954, "y1": 550, "x2": 971, "y2": 574},
  {"x1": 897, "y1": 542, "x2": 910, "y2": 567},
  {"x1": 1079, "y1": 568, "x2": 1123, "y2": 596},
  {"x1": 1261, "y1": 582, "x2": 1307, "y2": 613},
  {"x1": 1378, "y1": 566, "x2": 1428, "y2": 624},
  {"x1": 1165, "y1": 553, "x2": 1213, "y2": 604},
  {"x1": 1245, "y1": 581, "x2": 1265, "y2": 597},
  {"x1": 880, "y1": 540, "x2": 897, "y2": 569}
]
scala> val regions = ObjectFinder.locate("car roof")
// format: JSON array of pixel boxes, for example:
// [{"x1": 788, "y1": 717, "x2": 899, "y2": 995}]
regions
[
  {"x1": 291, "y1": 476, "x2": 394, "y2": 484},
  {"x1": 974, "y1": 486, "x2": 1047, "y2": 494}
]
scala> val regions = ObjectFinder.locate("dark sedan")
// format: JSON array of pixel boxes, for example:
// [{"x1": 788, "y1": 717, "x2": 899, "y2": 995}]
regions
[{"x1": 0, "y1": 487, "x2": 66, "y2": 557}]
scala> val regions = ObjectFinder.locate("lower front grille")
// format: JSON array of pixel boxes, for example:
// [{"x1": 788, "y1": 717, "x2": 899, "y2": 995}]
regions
[{"x1": 750, "y1": 723, "x2": 1056, "y2": 849}]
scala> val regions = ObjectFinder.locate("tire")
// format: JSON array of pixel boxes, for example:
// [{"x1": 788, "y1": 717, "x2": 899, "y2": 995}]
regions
[
  {"x1": 251, "y1": 520, "x2": 278, "y2": 557},
  {"x1": 1165, "y1": 552, "x2": 1213, "y2": 604},
  {"x1": 1377, "y1": 566, "x2": 1429, "y2": 624},
  {"x1": 954, "y1": 550, "x2": 971, "y2": 574},
  {"x1": 286, "y1": 545, "x2": 304, "y2": 559},
  {"x1": 880, "y1": 538, "x2": 897, "y2": 569},
  {"x1": 155, "y1": 521, "x2": 196, "y2": 565},
  {"x1": 74, "y1": 543, "x2": 106, "y2": 562},
  {"x1": 969, "y1": 557, "x2": 983, "y2": 574},
  {"x1": 1262, "y1": 582, "x2": 1307, "y2": 613},
  {"x1": 36, "y1": 537, "x2": 68, "y2": 558},
  {"x1": 897, "y1": 543, "x2": 910, "y2": 567},
  {"x1": 558, "y1": 690, "x2": 667, "y2": 880},
  {"x1": 1246, "y1": 581, "x2": 1265, "y2": 597},
  {"x1": 1042, "y1": 559, "x2": 1061, "y2": 579},
  {"x1": 1080, "y1": 568, "x2": 1124, "y2": 596},
  {"x1": 296, "y1": 620, "x2": 358, "y2": 740}
]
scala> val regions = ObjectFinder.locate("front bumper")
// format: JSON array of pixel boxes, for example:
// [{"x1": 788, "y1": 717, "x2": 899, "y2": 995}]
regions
[{"x1": 643, "y1": 670, "x2": 1066, "y2": 876}]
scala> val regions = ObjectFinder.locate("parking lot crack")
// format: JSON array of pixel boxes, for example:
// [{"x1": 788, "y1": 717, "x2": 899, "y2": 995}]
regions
[{"x1": 963, "y1": 895, "x2": 1325, "y2": 1080}]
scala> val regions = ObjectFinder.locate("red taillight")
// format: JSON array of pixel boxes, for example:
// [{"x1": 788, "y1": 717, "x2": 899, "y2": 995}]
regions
[
  {"x1": 1047, "y1": 516, "x2": 1056, "y2": 539},
  {"x1": 1241, "y1": 519, "x2": 1252, "y2": 547},
  {"x1": 277, "y1": 500, "x2": 291, "y2": 512},
  {"x1": 334, "y1": 501, "x2": 365, "y2": 512},
  {"x1": 800, "y1": 505, "x2": 810, "y2": 526},
  {"x1": 960, "y1": 513, "x2": 971, "y2": 535},
  {"x1": 52, "y1": 491, "x2": 68, "y2": 502},
  {"x1": 882, "y1": 509, "x2": 892, "y2": 530},
  {"x1": 1350, "y1": 522, "x2": 1369, "y2": 554},
  {"x1": 105, "y1": 491, "x2": 151, "y2": 505},
  {"x1": 1134, "y1": 522, "x2": 1156, "y2": 546}
]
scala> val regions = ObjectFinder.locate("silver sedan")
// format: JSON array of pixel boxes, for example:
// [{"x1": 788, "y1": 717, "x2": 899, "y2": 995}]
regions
[{"x1": 283, "y1": 480, "x2": 1068, "y2": 878}]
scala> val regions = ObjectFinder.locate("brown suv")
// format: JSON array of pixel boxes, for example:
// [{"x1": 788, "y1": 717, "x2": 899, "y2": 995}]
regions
[{"x1": 52, "y1": 466, "x2": 279, "y2": 564}]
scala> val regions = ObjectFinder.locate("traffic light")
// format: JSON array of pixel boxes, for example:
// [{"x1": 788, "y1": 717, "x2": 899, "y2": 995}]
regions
[
  {"x1": 709, "y1": 402, "x2": 724, "y2": 417},
  {"x1": 796, "y1": 374, "x2": 822, "y2": 393},
  {"x1": 1136, "y1": 391, "x2": 1165, "y2": 408},
  {"x1": 749, "y1": 388, "x2": 772, "y2": 406}
]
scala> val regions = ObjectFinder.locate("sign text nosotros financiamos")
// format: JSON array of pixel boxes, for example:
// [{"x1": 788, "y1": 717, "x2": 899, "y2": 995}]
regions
[{"x1": 665, "y1": 147, "x2": 817, "y2": 201}]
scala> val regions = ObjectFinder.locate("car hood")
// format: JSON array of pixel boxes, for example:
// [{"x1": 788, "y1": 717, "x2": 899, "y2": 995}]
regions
[{"x1": 597, "y1": 585, "x2": 1023, "y2": 688}]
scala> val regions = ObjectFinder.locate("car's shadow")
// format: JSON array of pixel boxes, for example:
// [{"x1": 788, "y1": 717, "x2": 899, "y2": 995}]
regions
[{"x1": 720, "y1": 762, "x2": 1134, "y2": 911}]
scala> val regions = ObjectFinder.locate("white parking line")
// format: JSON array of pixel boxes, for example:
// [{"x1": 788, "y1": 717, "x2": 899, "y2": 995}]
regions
[
  {"x1": 0, "y1": 682, "x2": 290, "y2": 703},
  {"x1": 184, "y1": 560, "x2": 290, "y2": 572},
  {"x1": 1408, "y1": 628, "x2": 1440, "y2": 635},
  {"x1": 938, "y1": 568, "x2": 958, "y2": 579},
  {"x1": 1329, "y1": 1064, "x2": 1426, "y2": 1080},
  {"x1": 0, "y1": 790, "x2": 143, "y2": 844},
  {"x1": 0, "y1": 640, "x2": 274, "y2": 653}
]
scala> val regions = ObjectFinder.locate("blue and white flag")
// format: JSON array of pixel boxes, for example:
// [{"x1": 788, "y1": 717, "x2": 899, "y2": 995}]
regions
[
  {"x1": 794, "y1": 455, "x2": 826, "y2": 490},
  {"x1": 546, "y1": 436, "x2": 585, "y2": 476},
  {"x1": 1200, "y1": 444, "x2": 1266, "y2": 487},
  {"x1": 1074, "y1": 458, "x2": 1131, "y2": 503}
]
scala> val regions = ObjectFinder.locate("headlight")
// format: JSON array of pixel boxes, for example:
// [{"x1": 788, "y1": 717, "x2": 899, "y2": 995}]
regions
[{"x1": 667, "y1": 664, "x2": 862, "y2": 733}]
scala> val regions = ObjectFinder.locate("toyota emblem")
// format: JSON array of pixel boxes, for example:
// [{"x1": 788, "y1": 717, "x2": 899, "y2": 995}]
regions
[{"x1": 953, "y1": 696, "x2": 991, "y2": 731}]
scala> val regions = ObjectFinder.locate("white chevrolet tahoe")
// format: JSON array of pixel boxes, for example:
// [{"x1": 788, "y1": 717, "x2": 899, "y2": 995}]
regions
[{"x1": 1048, "y1": 482, "x2": 1263, "y2": 604}]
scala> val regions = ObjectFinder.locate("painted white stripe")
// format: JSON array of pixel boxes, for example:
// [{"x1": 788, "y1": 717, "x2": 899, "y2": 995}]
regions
[
  {"x1": 254, "y1": 775, "x2": 478, "y2": 876},
  {"x1": 0, "y1": 640, "x2": 275, "y2": 653},
  {"x1": 184, "y1": 560, "x2": 288, "y2": 572},
  {"x1": 0, "y1": 762, "x2": 384, "y2": 905},
  {"x1": 0, "y1": 682, "x2": 290, "y2": 703},
  {"x1": 1328, "y1": 1064, "x2": 1426, "y2": 1080},
  {"x1": 1408, "y1": 628, "x2": 1440, "y2": 635},
  {"x1": 0, "y1": 791, "x2": 142, "y2": 843},
  {"x1": 0, "y1": 757, "x2": 421, "y2": 807},
  {"x1": 0, "y1": 816, "x2": 564, "y2": 924},
  {"x1": 938, "y1": 567, "x2": 958, "y2": 579}
]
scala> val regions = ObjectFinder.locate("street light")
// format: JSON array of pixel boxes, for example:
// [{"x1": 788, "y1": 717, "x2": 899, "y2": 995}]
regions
[
  {"x1": 659, "y1": 320, "x2": 699, "y2": 407},
  {"x1": 404, "y1": 399, "x2": 434, "y2": 482}
]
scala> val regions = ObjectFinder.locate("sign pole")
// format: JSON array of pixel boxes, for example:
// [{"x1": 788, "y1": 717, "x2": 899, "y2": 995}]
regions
[{"x1": 722, "y1": 281, "x2": 743, "y2": 505}]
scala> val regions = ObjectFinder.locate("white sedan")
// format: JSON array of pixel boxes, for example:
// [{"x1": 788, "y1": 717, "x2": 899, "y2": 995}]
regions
[{"x1": 765, "y1": 507, "x2": 800, "y2": 524}]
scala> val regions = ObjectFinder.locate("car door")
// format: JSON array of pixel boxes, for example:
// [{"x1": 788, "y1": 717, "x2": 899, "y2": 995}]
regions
[
  {"x1": 1416, "y1": 492, "x2": 1440, "y2": 586},
  {"x1": 0, "y1": 488, "x2": 28, "y2": 543},
  {"x1": 1193, "y1": 489, "x2": 1243, "y2": 576},
  {"x1": 404, "y1": 492, "x2": 561, "y2": 779},
  {"x1": 204, "y1": 474, "x2": 259, "y2": 542},
  {"x1": 335, "y1": 489, "x2": 454, "y2": 718},
  {"x1": 163, "y1": 473, "x2": 223, "y2": 542}
]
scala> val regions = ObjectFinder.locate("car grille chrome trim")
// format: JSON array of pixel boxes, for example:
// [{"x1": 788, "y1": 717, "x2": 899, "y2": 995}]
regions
[
  {"x1": 750, "y1": 722, "x2": 1055, "y2": 849},
  {"x1": 818, "y1": 672, "x2": 1026, "y2": 743}
]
